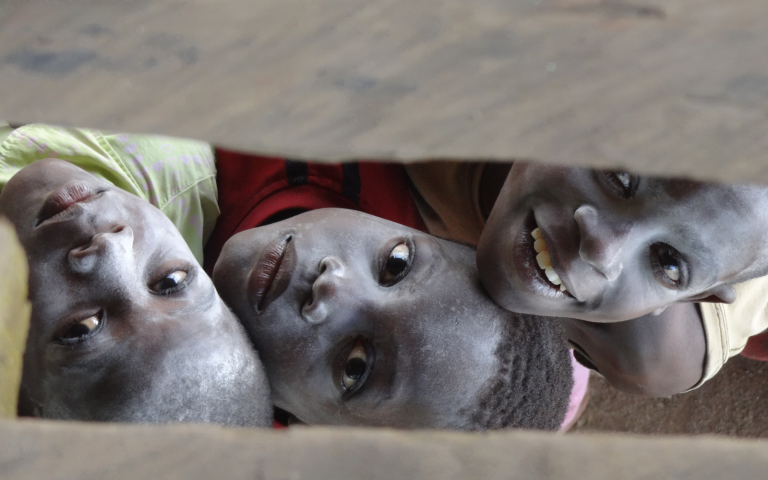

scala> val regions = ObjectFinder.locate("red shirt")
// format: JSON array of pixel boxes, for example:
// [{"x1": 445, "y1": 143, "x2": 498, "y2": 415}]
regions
[{"x1": 204, "y1": 148, "x2": 427, "y2": 273}]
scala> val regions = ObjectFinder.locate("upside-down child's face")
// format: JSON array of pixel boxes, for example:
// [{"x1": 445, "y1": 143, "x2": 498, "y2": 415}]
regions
[
  {"x1": 214, "y1": 209, "x2": 524, "y2": 429},
  {"x1": 0, "y1": 159, "x2": 271, "y2": 425},
  {"x1": 478, "y1": 163, "x2": 768, "y2": 322}
]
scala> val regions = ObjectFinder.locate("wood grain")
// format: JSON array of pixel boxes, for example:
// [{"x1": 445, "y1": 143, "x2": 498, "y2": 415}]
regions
[
  {"x1": 3, "y1": 419, "x2": 768, "y2": 480},
  {"x1": 1, "y1": 0, "x2": 767, "y2": 182}
]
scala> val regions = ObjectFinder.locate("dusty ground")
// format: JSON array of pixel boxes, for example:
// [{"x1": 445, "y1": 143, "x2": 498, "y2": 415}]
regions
[{"x1": 570, "y1": 355, "x2": 768, "y2": 438}]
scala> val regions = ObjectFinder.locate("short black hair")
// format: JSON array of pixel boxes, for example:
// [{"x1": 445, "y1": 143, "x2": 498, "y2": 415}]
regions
[{"x1": 464, "y1": 313, "x2": 573, "y2": 431}]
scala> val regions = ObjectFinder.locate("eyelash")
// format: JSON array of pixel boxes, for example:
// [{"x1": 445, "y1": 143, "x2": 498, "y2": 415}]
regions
[
  {"x1": 55, "y1": 310, "x2": 105, "y2": 346},
  {"x1": 379, "y1": 239, "x2": 414, "y2": 286},
  {"x1": 334, "y1": 337, "x2": 375, "y2": 399},
  {"x1": 600, "y1": 170, "x2": 639, "y2": 199},
  {"x1": 150, "y1": 266, "x2": 194, "y2": 296},
  {"x1": 649, "y1": 243, "x2": 687, "y2": 289}
]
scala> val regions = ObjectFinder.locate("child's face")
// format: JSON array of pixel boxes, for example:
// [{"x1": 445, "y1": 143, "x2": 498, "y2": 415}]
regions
[
  {"x1": 0, "y1": 159, "x2": 271, "y2": 425},
  {"x1": 213, "y1": 209, "x2": 505, "y2": 429},
  {"x1": 477, "y1": 162, "x2": 768, "y2": 322}
]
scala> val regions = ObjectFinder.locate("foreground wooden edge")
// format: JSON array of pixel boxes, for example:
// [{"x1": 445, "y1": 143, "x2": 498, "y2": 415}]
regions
[{"x1": 2, "y1": 418, "x2": 768, "y2": 480}]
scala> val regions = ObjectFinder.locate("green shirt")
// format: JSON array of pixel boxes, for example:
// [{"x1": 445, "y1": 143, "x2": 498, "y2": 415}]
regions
[{"x1": 0, "y1": 124, "x2": 219, "y2": 264}]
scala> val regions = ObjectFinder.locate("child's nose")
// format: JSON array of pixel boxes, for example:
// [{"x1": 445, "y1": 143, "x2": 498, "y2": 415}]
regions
[
  {"x1": 301, "y1": 256, "x2": 345, "y2": 324},
  {"x1": 574, "y1": 205, "x2": 630, "y2": 282},
  {"x1": 67, "y1": 225, "x2": 134, "y2": 275}
]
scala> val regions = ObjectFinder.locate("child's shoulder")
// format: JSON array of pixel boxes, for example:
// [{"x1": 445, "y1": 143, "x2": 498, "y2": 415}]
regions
[
  {"x1": 697, "y1": 275, "x2": 768, "y2": 386},
  {"x1": 101, "y1": 131, "x2": 216, "y2": 209},
  {"x1": 0, "y1": 124, "x2": 216, "y2": 207},
  {"x1": 404, "y1": 161, "x2": 487, "y2": 245},
  {"x1": 0, "y1": 124, "x2": 144, "y2": 198}
]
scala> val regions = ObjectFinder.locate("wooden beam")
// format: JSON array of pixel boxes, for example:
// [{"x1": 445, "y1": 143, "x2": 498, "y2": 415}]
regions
[
  {"x1": 3, "y1": 419, "x2": 768, "y2": 480},
  {"x1": 1, "y1": 0, "x2": 767, "y2": 182}
]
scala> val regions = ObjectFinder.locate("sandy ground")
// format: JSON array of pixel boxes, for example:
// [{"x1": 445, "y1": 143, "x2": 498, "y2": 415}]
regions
[{"x1": 570, "y1": 355, "x2": 768, "y2": 438}]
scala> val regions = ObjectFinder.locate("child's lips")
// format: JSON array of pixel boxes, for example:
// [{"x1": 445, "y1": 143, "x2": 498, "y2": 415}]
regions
[
  {"x1": 248, "y1": 235, "x2": 296, "y2": 313},
  {"x1": 36, "y1": 182, "x2": 98, "y2": 227}
]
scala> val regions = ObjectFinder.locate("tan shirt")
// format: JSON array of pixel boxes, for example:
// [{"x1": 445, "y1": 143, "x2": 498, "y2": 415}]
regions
[
  {"x1": 695, "y1": 277, "x2": 768, "y2": 388},
  {"x1": 404, "y1": 161, "x2": 487, "y2": 245}
]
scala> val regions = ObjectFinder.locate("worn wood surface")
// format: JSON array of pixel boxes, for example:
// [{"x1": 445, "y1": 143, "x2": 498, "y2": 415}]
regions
[
  {"x1": 0, "y1": 219, "x2": 29, "y2": 419},
  {"x1": 2, "y1": 0, "x2": 768, "y2": 183},
  {"x1": 2, "y1": 419, "x2": 768, "y2": 480}
]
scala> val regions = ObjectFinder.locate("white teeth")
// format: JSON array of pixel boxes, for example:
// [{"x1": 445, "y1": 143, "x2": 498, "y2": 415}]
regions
[
  {"x1": 536, "y1": 251, "x2": 551, "y2": 269},
  {"x1": 531, "y1": 227, "x2": 568, "y2": 292},
  {"x1": 544, "y1": 267, "x2": 562, "y2": 285}
]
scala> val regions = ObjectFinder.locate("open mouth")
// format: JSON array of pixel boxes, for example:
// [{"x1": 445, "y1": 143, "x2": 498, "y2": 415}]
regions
[
  {"x1": 248, "y1": 235, "x2": 297, "y2": 313},
  {"x1": 514, "y1": 211, "x2": 572, "y2": 299},
  {"x1": 36, "y1": 183, "x2": 101, "y2": 227},
  {"x1": 531, "y1": 227, "x2": 567, "y2": 293}
]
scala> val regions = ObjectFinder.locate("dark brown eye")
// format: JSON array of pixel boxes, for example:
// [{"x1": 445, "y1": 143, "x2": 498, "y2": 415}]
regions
[
  {"x1": 380, "y1": 242, "x2": 411, "y2": 285},
  {"x1": 152, "y1": 270, "x2": 188, "y2": 293},
  {"x1": 658, "y1": 248, "x2": 681, "y2": 283},
  {"x1": 342, "y1": 338, "x2": 371, "y2": 391},
  {"x1": 59, "y1": 314, "x2": 102, "y2": 344},
  {"x1": 650, "y1": 243, "x2": 686, "y2": 288}
]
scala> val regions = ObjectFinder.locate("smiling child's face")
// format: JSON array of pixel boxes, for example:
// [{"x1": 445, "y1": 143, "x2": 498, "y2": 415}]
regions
[
  {"x1": 213, "y1": 209, "x2": 507, "y2": 429},
  {"x1": 477, "y1": 163, "x2": 768, "y2": 323},
  {"x1": 0, "y1": 159, "x2": 271, "y2": 425}
]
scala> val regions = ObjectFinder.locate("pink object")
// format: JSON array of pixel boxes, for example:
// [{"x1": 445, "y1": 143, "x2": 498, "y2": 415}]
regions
[{"x1": 560, "y1": 351, "x2": 590, "y2": 431}]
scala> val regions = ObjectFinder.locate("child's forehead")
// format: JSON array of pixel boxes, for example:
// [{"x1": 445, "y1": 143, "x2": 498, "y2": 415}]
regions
[
  {"x1": 655, "y1": 176, "x2": 763, "y2": 206},
  {"x1": 634, "y1": 177, "x2": 766, "y2": 226},
  {"x1": 317, "y1": 208, "x2": 418, "y2": 231},
  {"x1": 656, "y1": 177, "x2": 705, "y2": 200}
]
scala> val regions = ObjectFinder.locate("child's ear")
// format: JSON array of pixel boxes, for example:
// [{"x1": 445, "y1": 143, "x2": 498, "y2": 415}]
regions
[{"x1": 682, "y1": 284, "x2": 737, "y2": 304}]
